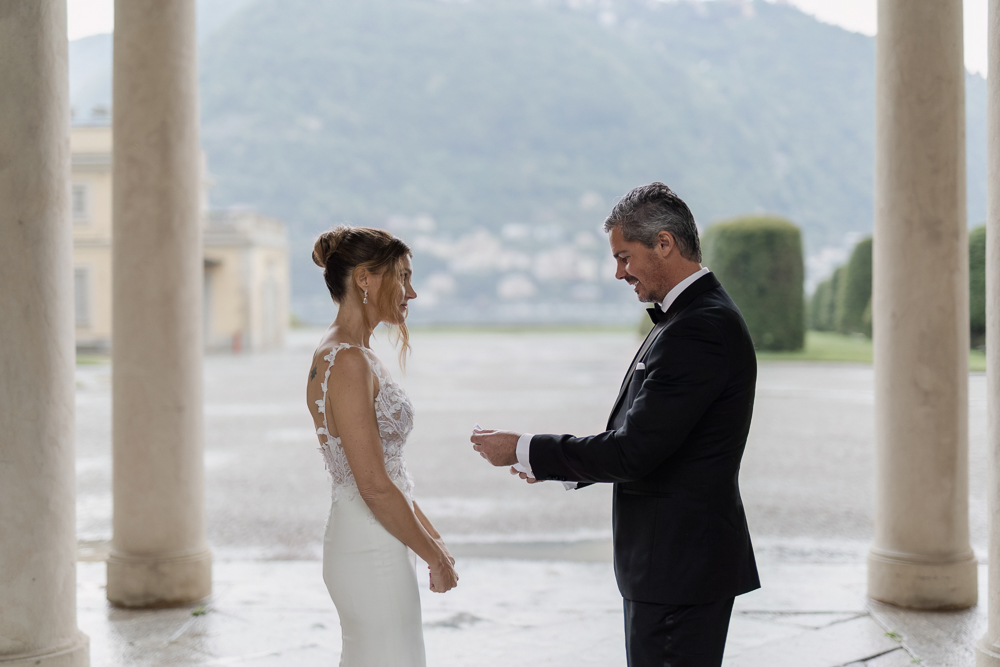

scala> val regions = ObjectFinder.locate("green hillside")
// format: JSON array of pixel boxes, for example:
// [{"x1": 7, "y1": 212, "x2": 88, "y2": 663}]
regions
[
  {"x1": 194, "y1": 0, "x2": 986, "y2": 319},
  {"x1": 202, "y1": 0, "x2": 878, "y2": 239},
  {"x1": 70, "y1": 0, "x2": 987, "y2": 322}
]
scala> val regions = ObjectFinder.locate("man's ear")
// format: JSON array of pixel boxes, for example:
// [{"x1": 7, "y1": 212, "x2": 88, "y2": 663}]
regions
[{"x1": 656, "y1": 231, "x2": 676, "y2": 258}]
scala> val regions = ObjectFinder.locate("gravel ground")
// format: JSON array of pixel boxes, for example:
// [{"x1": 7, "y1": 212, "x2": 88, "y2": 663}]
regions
[
  {"x1": 74, "y1": 328, "x2": 989, "y2": 562},
  {"x1": 72, "y1": 328, "x2": 991, "y2": 666}
]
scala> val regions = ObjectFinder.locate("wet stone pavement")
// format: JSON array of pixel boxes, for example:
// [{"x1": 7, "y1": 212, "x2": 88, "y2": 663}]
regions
[{"x1": 74, "y1": 329, "x2": 990, "y2": 665}]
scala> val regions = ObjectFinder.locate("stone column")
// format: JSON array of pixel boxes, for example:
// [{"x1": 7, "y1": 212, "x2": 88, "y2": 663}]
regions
[
  {"x1": 978, "y1": 1, "x2": 1000, "y2": 663},
  {"x1": 868, "y1": 0, "x2": 977, "y2": 610},
  {"x1": 0, "y1": 2, "x2": 91, "y2": 665},
  {"x1": 108, "y1": 0, "x2": 211, "y2": 607}
]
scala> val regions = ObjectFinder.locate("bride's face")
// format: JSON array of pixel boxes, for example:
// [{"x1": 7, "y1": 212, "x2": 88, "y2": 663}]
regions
[{"x1": 388, "y1": 256, "x2": 417, "y2": 325}]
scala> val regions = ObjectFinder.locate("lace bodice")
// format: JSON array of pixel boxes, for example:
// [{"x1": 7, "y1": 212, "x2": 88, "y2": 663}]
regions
[{"x1": 314, "y1": 343, "x2": 415, "y2": 502}]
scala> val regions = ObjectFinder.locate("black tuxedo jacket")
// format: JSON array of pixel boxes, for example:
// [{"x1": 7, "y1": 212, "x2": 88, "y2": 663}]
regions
[{"x1": 530, "y1": 273, "x2": 760, "y2": 605}]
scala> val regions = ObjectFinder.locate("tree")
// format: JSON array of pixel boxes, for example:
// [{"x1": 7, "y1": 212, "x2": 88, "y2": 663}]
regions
[
  {"x1": 970, "y1": 225, "x2": 986, "y2": 348},
  {"x1": 834, "y1": 236, "x2": 872, "y2": 337},
  {"x1": 809, "y1": 267, "x2": 842, "y2": 332}
]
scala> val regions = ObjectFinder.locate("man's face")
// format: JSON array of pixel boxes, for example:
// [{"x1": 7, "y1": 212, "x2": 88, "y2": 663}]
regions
[{"x1": 609, "y1": 226, "x2": 671, "y2": 303}]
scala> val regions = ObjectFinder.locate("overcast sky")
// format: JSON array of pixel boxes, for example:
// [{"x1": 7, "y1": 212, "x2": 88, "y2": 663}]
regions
[
  {"x1": 789, "y1": 0, "x2": 987, "y2": 76},
  {"x1": 68, "y1": 0, "x2": 988, "y2": 76}
]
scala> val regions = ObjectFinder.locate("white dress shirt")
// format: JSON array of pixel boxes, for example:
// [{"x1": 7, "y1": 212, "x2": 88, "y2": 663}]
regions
[{"x1": 514, "y1": 267, "x2": 712, "y2": 486}]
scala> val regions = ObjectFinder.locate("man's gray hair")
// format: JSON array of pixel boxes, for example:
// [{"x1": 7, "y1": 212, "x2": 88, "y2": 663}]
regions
[{"x1": 603, "y1": 182, "x2": 702, "y2": 263}]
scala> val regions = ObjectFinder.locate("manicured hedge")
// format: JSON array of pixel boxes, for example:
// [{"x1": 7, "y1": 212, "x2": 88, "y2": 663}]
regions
[
  {"x1": 703, "y1": 216, "x2": 804, "y2": 351},
  {"x1": 808, "y1": 230, "x2": 986, "y2": 347},
  {"x1": 808, "y1": 266, "x2": 841, "y2": 332},
  {"x1": 970, "y1": 225, "x2": 986, "y2": 348},
  {"x1": 834, "y1": 237, "x2": 872, "y2": 337}
]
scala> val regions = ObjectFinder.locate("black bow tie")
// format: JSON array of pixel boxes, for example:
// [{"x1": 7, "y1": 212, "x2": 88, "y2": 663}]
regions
[{"x1": 647, "y1": 303, "x2": 665, "y2": 325}]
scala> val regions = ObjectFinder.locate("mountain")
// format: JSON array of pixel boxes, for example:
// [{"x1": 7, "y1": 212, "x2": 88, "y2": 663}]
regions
[
  {"x1": 69, "y1": 0, "x2": 253, "y2": 123},
  {"x1": 69, "y1": 34, "x2": 112, "y2": 124},
  {"x1": 70, "y1": 0, "x2": 989, "y2": 324}
]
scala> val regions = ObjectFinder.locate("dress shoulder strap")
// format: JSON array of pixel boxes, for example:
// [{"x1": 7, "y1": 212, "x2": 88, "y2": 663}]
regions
[
  {"x1": 322, "y1": 342, "x2": 361, "y2": 368},
  {"x1": 314, "y1": 343, "x2": 371, "y2": 425}
]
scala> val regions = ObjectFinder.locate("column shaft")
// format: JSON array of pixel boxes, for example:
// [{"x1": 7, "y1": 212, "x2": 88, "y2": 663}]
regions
[
  {"x1": 979, "y1": 1, "x2": 1000, "y2": 663},
  {"x1": 0, "y1": 2, "x2": 90, "y2": 665},
  {"x1": 108, "y1": 0, "x2": 211, "y2": 607},
  {"x1": 869, "y1": 0, "x2": 977, "y2": 609}
]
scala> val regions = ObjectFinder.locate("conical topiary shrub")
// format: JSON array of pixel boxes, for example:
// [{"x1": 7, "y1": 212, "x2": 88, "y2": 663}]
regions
[
  {"x1": 970, "y1": 225, "x2": 986, "y2": 348},
  {"x1": 834, "y1": 236, "x2": 872, "y2": 337},
  {"x1": 809, "y1": 265, "x2": 842, "y2": 332}
]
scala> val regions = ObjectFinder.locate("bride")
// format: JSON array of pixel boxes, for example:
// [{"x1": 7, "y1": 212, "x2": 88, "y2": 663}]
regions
[{"x1": 306, "y1": 225, "x2": 458, "y2": 666}]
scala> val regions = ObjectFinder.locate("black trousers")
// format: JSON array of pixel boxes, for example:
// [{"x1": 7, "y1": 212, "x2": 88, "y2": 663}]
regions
[{"x1": 623, "y1": 596, "x2": 735, "y2": 667}]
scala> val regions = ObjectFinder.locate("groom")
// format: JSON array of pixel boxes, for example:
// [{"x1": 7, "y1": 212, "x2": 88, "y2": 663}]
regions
[{"x1": 472, "y1": 182, "x2": 759, "y2": 666}]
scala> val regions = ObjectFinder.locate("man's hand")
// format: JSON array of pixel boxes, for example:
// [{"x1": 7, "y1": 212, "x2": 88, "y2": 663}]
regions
[
  {"x1": 470, "y1": 429, "x2": 520, "y2": 467},
  {"x1": 510, "y1": 466, "x2": 539, "y2": 484}
]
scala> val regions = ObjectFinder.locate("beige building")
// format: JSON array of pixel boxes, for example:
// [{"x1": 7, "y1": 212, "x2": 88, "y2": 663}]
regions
[
  {"x1": 70, "y1": 124, "x2": 290, "y2": 353},
  {"x1": 203, "y1": 209, "x2": 289, "y2": 353}
]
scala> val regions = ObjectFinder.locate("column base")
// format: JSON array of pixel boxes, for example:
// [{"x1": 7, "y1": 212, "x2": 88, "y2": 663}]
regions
[
  {"x1": 977, "y1": 637, "x2": 1000, "y2": 666},
  {"x1": 107, "y1": 547, "x2": 212, "y2": 608},
  {"x1": 0, "y1": 632, "x2": 89, "y2": 666},
  {"x1": 868, "y1": 548, "x2": 977, "y2": 610}
]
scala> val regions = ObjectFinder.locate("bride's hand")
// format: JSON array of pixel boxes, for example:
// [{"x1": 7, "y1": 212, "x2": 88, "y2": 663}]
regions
[{"x1": 429, "y1": 556, "x2": 459, "y2": 593}]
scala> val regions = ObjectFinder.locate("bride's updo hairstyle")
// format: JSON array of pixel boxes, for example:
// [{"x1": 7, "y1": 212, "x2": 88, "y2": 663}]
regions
[{"x1": 313, "y1": 225, "x2": 412, "y2": 362}]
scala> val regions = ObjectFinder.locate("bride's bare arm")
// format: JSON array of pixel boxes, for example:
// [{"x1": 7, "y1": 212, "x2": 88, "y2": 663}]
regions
[
  {"x1": 413, "y1": 501, "x2": 454, "y2": 564},
  {"x1": 326, "y1": 348, "x2": 457, "y2": 592}
]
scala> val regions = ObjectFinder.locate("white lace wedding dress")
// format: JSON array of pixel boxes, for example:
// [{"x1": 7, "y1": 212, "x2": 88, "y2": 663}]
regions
[{"x1": 311, "y1": 343, "x2": 425, "y2": 666}]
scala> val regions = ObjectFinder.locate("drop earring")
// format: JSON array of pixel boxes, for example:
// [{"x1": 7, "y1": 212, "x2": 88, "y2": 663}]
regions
[{"x1": 363, "y1": 289, "x2": 368, "y2": 304}]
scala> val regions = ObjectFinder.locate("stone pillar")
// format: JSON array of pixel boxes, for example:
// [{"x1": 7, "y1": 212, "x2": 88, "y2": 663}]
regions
[
  {"x1": 0, "y1": 2, "x2": 91, "y2": 665},
  {"x1": 107, "y1": 0, "x2": 211, "y2": 607},
  {"x1": 978, "y1": 1, "x2": 1000, "y2": 663},
  {"x1": 868, "y1": 0, "x2": 977, "y2": 610}
]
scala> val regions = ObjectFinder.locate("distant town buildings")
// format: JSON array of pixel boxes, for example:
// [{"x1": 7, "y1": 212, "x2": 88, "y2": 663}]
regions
[{"x1": 71, "y1": 122, "x2": 289, "y2": 353}]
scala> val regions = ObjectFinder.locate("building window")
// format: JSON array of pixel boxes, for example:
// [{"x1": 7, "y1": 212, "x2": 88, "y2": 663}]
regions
[
  {"x1": 74, "y1": 268, "x2": 90, "y2": 328},
  {"x1": 72, "y1": 183, "x2": 89, "y2": 223}
]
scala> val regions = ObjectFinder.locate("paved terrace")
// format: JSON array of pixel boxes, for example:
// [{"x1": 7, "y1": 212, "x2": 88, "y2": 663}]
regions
[{"x1": 74, "y1": 329, "x2": 990, "y2": 666}]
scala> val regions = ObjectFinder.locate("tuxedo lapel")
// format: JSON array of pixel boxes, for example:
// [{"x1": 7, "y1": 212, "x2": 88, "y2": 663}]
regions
[
  {"x1": 607, "y1": 273, "x2": 722, "y2": 425},
  {"x1": 609, "y1": 321, "x2": 667, "y2": 423}
]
